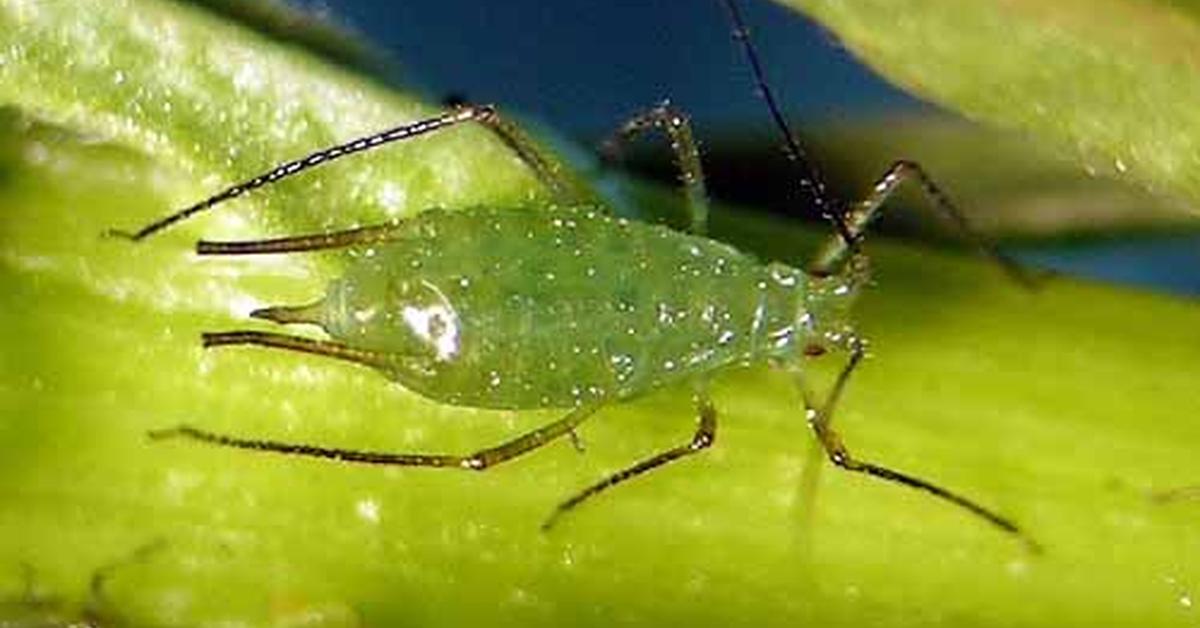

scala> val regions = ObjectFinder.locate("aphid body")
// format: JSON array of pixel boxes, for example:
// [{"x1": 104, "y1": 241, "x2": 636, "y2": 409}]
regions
[
  {"x1": 283, "y1": 205, "x2": 842, "y2": 410},
  {"x1": 123, "y1": 0, "x2": 1034, "y2": 545}
]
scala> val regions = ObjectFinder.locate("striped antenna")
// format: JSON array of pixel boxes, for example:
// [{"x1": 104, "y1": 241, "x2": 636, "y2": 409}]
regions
[{"x1": 718, "y1": 0, "x2": 853, "y2": 244}]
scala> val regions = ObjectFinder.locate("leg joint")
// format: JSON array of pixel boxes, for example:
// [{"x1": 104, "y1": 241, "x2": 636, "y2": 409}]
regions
[{"x1": 689, "y1": 432, "x2": 715, "y2": 451}]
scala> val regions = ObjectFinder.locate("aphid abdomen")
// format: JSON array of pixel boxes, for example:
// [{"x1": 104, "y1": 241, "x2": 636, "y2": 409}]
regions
[{"x1": 317, "y1": 205, "x2": 805, "y2": 410}]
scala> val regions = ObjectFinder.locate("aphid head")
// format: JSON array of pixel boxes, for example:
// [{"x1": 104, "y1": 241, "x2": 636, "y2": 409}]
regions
[{"x1": 797, "y1": 260, "x2": 865, "y2": 358}]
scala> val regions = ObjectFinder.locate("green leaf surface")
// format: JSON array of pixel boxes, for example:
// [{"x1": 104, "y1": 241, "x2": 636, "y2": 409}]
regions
[
  {"x1": 2, "y1": 0, "x2": 1199, "y2": 626},
  {"x1": 779, "y1": 0, "x2": 1200, "y2": 215}
]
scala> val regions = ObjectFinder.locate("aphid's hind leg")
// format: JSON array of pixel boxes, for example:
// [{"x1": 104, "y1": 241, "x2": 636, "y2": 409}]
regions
[
  {"x1": 195, "y1": 221, "x2": 410, "y2": 256},
  {"x1": 807, "y1": 160, "x2": 1033, "y2": 286},
  {"x1": 199, "y1": 331, "x2": 397, "y2": 372},
  {"x1": 541, "y1": 388, "x2": 717, "y2": 531},
  {"x1": 600, "y1": 103, "x2": 710, "y2": 236},
  {"x1": 160, "y1": 333, "x2": 604, "y2": 465},
  {"x1": 108, "y1": 104, "x2": 581, "y2": 242},
  {"x1": 150, "y1": 404, "x2": 600, "y2": 471},
  {"x1": 795, "y1": 342, "x2": 1040, "y2": 551}
]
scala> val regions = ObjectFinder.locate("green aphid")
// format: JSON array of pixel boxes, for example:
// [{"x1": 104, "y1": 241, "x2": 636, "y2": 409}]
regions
[{"x1": 113, "y1": 0, "x2": 1036, "y2": 548}]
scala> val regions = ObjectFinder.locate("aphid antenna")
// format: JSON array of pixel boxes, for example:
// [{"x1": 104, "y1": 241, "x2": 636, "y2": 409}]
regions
[
  {"x1": 718, "y1": 0, "x2": 855, "y2": 247},
  {"x1": 106, "y1": 104, "x2": 575, "y2": 243},
  {"x1": 719, "y1": 1, "x2": 1040, "y2": 288}
]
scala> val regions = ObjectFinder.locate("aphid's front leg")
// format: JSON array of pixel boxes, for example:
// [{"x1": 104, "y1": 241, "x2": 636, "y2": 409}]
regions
[
  {"x1": 807, "y1": 160, "x2": 1032, "y2": 285},
  {"x1": 541, "y1": 389, "x2": 717, "y2": 531},
  {"x1": 795, "y1": 342, "x2": 1039, "y2": 550},
  {"x1": 150, "y1": 404, "x2": 600, "y2": 471},
  {"x1": 600, "y1": 103, "x2": 710, "y2": 236}
]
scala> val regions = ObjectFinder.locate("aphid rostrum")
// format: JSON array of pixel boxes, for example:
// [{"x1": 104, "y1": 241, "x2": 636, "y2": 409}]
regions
[{"x1": 114, "y1": 0, "x2": 1035, "y2": 546}]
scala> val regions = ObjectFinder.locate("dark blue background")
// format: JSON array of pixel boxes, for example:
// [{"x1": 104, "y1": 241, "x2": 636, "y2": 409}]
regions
[{"x1": 320, "y1": 0, "x2": 920, "y2": 135}]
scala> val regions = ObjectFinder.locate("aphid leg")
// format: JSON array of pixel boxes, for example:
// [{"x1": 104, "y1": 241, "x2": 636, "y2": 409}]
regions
[
  {"x1": 795, "y1": 341, "x2": 1040, "y2": 551},
  {"x1": 467, "y1": 104, "x2": 594, "y2": 204},
  {"x1": 600, "y1": 103, "x2": 710, "y2": 235},
  {"x1": 198, "y1": 331, "x2": 397, "y2": 373},
  {"x1": 150, "y1": 404, "x2": 600, "y2": 470},
  {"x1": 541, "y1": 389, "x2": 717, "y2": 531},
  {"x1": 196, "y1": 221, "x2": 410, "y2": 256},
  {"x1": 107, "y1": 104, "x2": 579, "y2": 241},
  {"x1": 808, "y1": 160, "x2": 1034, "y2": 286}
]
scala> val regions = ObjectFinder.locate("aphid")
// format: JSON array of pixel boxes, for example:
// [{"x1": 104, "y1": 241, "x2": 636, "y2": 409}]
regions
[
  {"x1": 1, "y1": 541, "x2": 165, "y2": 627},
  {"x1": 113, "y1": 0, "x2": 1034, "y2": 547}
]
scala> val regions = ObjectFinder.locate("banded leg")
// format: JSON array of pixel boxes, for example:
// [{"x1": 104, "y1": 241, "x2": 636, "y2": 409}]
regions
[
  {"x1": 108, "y1": 104, "x2": 581, "y2": 242},
  {"x1": 600, "y1": 103, "x2": 710, "y2": 236},
  {"x1": 542, "y1": 390, "x2": 717, "y2": 531},
  {"x1": 149, "y1": 404, "x2": 600, "y2": 471},
  {"x1": 808, "y1": 160, "x2": 1033, "y2": 286},
  {"x1": 794, "y1": 341, "x2": 1039, "y2": 550},
  {"x1": 200, "y1": 331, "x2": 396, "y2": 372}
]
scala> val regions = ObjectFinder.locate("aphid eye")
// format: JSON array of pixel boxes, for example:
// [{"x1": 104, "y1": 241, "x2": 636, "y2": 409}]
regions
[{"x1": 803, "y1": 343, "x2": 826, "y2": 357}]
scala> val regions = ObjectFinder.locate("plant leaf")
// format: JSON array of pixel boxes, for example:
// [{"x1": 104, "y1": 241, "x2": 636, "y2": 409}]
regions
[{"x1": 778, "y1": 0, "x2": 1200, "y2": 215}]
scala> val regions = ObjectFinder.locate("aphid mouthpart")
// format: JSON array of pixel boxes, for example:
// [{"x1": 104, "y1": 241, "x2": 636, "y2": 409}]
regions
[{"x1": 115, "y1": 0, "x2": 1037, "y2": 550}]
